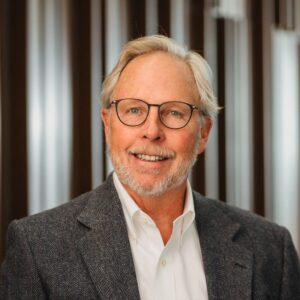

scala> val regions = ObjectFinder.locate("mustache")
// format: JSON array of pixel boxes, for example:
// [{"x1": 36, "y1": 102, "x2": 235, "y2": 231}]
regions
[{"x1": 128, "y1": 145, "x2": 175, "y2": 158}]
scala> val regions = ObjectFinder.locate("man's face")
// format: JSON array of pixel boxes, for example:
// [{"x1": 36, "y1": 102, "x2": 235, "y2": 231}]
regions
[{"x1": 102, "y1": 52, "x2": 211, "y2": 197}]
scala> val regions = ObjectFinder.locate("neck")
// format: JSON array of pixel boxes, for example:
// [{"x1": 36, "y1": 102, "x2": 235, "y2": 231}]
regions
[{"x1": 125, "y1": 181, "x2": 187, "y2": 244}]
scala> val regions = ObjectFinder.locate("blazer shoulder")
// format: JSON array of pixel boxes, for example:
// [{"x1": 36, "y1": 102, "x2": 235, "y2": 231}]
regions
[
  {"x1": 193, "y1": 192, "x2": 300, "y2": 298},
  {"x1": 193, "y1": 191, "x2": 288, "y2": 244},
  {"x1": 10, "y1": 178, "x2": 114, "y2": 242},
  {"x1": 14, "y1": 175, "x2": 115, "y2": 230},
  {"x1": 15, "y1": 189, "x2": 93, "y2": 229}
]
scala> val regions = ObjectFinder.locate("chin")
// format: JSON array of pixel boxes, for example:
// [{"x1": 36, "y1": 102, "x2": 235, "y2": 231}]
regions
[{"x1": 123, "y1": 172, "x2": 188, "y2": 197}]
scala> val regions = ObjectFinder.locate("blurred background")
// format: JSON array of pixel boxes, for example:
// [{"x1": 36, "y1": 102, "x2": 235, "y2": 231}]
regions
[{"x1": 1, "y1": 0, "x2": 300, "y2": 261}]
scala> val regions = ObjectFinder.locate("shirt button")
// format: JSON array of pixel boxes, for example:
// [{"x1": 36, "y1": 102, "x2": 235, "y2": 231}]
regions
[{"x1": 161, "y1": 259, "x2": 167, "y2": 266}]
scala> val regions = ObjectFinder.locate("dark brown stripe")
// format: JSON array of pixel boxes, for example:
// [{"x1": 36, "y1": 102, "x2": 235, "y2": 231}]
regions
[
  {"x1": 216, "y1": 18, "x2": 226, "y2": 203},
  {"x1": 1, "y1": 0, "x2": 28, "y2": 262},
  {"x1": 192, "y1": 156, "x2": 206, "y2": 195},
  {"x1": 189, "y1": 0, "x2": 205, "y2": 55},
  {"x1": 158, "y1": 0, "x2": 170, "y2": 36},
  {"x1": 189, "y1": 0, "x2": 206, "y2": 194},
  {"x1": 70, "y1": 0, "x2": 92, "y2": 198},
  {"x1": 274, "y1": 0, "x2": 280, "y2": 26},
  {"x1": 251, "y1": 0, "x2": 265, "y2": 216},
  {"x1": 298, "y1": 44, "x2": 300, "y2": 238},
  {"x1": 127, "y1": 0, "x2": 146, "y2": 39},
  {"x1": 275, "y1": 0, "x2": 295, "y2": 30},
  {"x1": 101, "y1": 0, "x2": 107, "y2": 179},
  {"x1": 0, "y1": 0, "x2": 4, "y2": 264}
]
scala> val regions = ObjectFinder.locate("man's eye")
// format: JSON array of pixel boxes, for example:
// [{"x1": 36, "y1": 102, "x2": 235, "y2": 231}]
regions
[
  {"x1": 169, "y1": 110, "x2": 184, "y2": 118},
  {"x1": 127, "y1": 107, "x2": 141, "y2": 114}
]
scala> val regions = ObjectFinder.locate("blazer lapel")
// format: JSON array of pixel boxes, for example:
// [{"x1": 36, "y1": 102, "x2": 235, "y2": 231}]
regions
[
  {"x1": 76, "y1": 176, "x2": 140, "y2": 300},
  {"x1": 194, "y1": 194, "x2": 253, "y2": 300}
]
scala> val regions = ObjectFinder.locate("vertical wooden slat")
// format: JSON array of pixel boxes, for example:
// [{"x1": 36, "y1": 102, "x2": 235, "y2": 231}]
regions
[
  {"x1": 298, "y1": 44, "x2": 300, "y2": 250},
  {"x1": 250, "y1": 0, "x2": 265, "y2": 216},
  {"x1": 127, "y1": 0, "x2": 146, "y2": 39},
  {"x1": 101, "y1": 0, "x2": 107, "y2": 179},
  {"x1": 158, "y1": 0, "x2": 170, "y2": 35},
  {"x1": 189, "y1": 0, "x2": 205, "y2": 54},
  {"x1": 0, "y1": 0, "x2": 2, "y2": 263},
  {"x1": 274, "y1": 0, "x2": 280, "y2": 26},
  {"x1": 0, "y1": 0, "x2": 4, "y2": 264},
  {"x1": 274, "y1": 0, "x2": 295, "y2": 30},
  {"x1": 1, "y1": 0, "x2": 28, "y2": 262},
  {"x1": 216, "y1": 18, "x2": 226, "y2": 203},
  {"x1": 70, "y1": 0, "x2": 92, "y2": 198},
  {"x1": 189, "y1": 0, "x2": 206, "y2": 194}
]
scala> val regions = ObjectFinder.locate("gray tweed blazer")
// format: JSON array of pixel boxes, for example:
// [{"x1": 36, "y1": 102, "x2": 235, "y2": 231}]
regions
[{"x1": 1, "y1": 174, "x2": 300, "y2": 299}]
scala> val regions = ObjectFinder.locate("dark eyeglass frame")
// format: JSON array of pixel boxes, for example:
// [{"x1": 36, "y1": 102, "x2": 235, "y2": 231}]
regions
[{"x1": 108, "y1": 98, "x2": 199, "y2": 129}]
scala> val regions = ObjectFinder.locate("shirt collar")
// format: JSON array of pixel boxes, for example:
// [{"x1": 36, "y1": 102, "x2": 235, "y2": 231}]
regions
[
  {"x1": 113, "y1": 172, "x2": 140, "y2": 242},
  {"x1": 113, "y1": 172, "x2": 195, "y2": 240},
  {"x1": 174, "y1": 179, "x2": 195, "y2": 238},
  {"x1": 113, "y1": 172, "x2": 140, "y2": 217}
]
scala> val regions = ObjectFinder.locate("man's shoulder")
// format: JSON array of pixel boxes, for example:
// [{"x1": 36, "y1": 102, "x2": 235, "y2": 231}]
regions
[
  {"x1": 16, "y1": 190, "x2": 92, "y2": 227},
  {"x1": 193, "y1": 192, "x2": 300, "y2": 298},
  {"x1": 10, "y1": 176, "x2": 115, "y2": 238},
  {"x1": 193, "y1": 191, "x2": 287, "y2": 242}
]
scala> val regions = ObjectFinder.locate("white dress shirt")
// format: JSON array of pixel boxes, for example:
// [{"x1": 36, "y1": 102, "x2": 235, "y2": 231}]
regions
[{"x1": 113, "y1": 173, "x2": 208, "y2": 300}]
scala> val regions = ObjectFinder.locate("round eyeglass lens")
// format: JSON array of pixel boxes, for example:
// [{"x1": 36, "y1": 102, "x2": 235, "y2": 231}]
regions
[
  {"x1": 117, "y1": 99, "x2": 148, "y2": 126},
  {"x1": 159, "y1": 101, "x2": 192, "y2": 128}
]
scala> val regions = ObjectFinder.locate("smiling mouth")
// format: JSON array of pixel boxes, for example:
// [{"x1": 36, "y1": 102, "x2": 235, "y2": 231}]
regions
[
  {"x1": 129, "y1": 148, "x2": 174, "y2": 162},
  {"x1": 134, "y1": 153, "x2": 167, "y2": 162}
]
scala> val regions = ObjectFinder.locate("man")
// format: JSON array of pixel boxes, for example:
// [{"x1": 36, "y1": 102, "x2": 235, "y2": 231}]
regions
[{"x1": 1, "y1": 35, "x2": 300, "y2": 299}]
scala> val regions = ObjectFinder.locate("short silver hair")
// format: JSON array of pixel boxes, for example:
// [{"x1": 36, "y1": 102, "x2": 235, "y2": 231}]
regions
[{"x1": 101, "y1": 35, "x2": 219, "y2": 118}]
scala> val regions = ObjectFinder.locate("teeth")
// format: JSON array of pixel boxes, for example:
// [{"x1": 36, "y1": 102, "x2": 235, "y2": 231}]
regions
[{"x1": 136, "y1": 154, "x2": 166, "y2": 161}]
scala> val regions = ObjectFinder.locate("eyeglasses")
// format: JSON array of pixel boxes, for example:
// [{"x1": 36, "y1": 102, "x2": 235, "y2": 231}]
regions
[{"x1": 108, "y1": 98, "x2": 199, "y2": 129}]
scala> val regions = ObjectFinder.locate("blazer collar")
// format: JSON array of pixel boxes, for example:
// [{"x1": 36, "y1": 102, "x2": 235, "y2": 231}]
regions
[
  {"x1": 76, "y1": 174, "x2": 140, "y2": 300},
  {"x1": 194, "y1": 192, "x2": 253, "y2": 300}
]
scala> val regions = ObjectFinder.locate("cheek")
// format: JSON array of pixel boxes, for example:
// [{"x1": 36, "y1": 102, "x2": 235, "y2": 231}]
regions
[
  {"x1": 170, "y1": 131, "x2": 199, "y2": 155},
  {"x1": 108, "y1": 123, "x2": 136, "y2": 150}
]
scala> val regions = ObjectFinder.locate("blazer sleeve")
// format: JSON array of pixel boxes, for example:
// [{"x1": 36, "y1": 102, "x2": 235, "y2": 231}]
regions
[
  {"x1": 0, "y1": 220, "x2": 46, "y2": 300},
  {"x1": 280, "y1": 228, "x2": 300, "y2": 299}
]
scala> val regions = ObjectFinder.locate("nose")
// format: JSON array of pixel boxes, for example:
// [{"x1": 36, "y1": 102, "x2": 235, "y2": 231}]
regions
[{"x1": 142, "y1": 107, "x2": 165, "y2": 141}]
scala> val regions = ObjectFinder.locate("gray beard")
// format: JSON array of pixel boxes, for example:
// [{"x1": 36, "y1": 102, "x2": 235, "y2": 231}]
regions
[{"x1": 108, "y1": 134, "x2": 201, "y2": 197}]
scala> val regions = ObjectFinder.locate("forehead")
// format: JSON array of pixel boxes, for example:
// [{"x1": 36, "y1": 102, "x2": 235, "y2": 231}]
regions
[{"x1": 112, "y1": 51, "x2": 198, "y2": 102}]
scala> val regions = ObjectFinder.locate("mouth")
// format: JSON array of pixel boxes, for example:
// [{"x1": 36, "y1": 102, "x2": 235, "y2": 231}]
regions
[
  {"x1": 129, "y1": 148, "x2": 175, "y2": 162},
  {"x1": 134, "y1": 153, "x2": 168, "y2": 162}
]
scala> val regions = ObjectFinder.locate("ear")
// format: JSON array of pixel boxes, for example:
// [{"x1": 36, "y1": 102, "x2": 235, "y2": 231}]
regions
[
  {"x1": 101, "y1": 108, "x2": 111, "y2": 143},
  {"x1": 198, "y1": 117, "x2": 212, "y2": 155}
]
